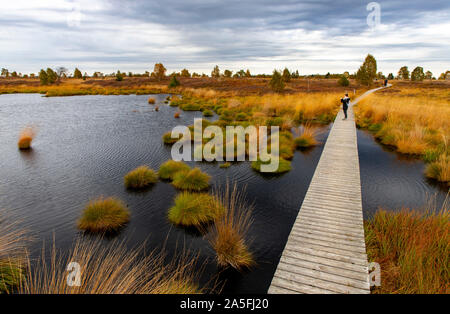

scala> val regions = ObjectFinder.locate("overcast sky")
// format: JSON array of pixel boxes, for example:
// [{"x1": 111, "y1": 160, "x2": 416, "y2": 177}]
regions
[{"x1": 1, "y1": 0, "x2": 449, "y2": 76}]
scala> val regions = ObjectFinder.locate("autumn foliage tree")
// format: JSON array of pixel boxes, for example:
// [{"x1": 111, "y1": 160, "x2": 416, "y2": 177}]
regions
[
  {"x1": 153, "y1": 63, "x2": 167, "y2": 81},
  {"x1": 39, "y1": 69, "x2": 48, "y2": 85},
  {"x1": 180, "y1": 68, "x2": 190, "y2": 78},
  {"x1": 211, "y1": 65, "x2": 220, "y2": 78},
  {"x1": 356, "y1": 54, "x2": 377, "y2": 86},
  {"x1": 398, "y1": 66, "x2": 410, "y2": 80},
  {"x1": 282, "y1": 68, "x2": 291, "y2": 82},
  {"x1": 411, "y1": 66, "x2": 425, "y2": 81},
  {"x1": 269, "y1": 70, "x2": 285, "y2": 92},
  {"x1": 74, "y1": 68, "x2": 82, "y2": 79}
]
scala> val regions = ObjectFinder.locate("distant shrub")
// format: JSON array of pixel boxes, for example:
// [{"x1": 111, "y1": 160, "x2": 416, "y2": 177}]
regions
[
  {"x1": 124, "y1": 166, "x2": 158, "y2": 189},
  {"x1": 77, "y1": 197, "x2": 130, "y2": 233},
  {"x1": 39, "y1": 69, "x2": 48, "y2": 85},
  {"x1": 269, "y1": 70, "x2": 285, "y2": 92},
  {"x1": 74, "y1": 68, "x2": 83, "y2": 79},
  {"x1": 159, "y1": 160, "x2": 190, "y2": 180},
  {"x1": 282, "y1": 68, "x2": 291, "y2": 82},
  {"x1": 115, "y1": 71, "x2": 123, "y2": 81},
  {"x1": 172, "y1": 168, "x2": 211, "y2": 191},
  {"x1": 338, "y1": 75, "x2": 350, "y2": 86},
  {"x1": 169, "y1": 76, "x2": 180, "y2": 88}
]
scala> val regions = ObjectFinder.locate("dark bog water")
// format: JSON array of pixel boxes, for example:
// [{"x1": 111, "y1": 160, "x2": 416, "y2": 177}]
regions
[
  {"x1": 0, "y1": 93, "x2": 447, "y2": 293},
  {"x1": 357, "y1": 129, "x2": 448, "y2": 217}
]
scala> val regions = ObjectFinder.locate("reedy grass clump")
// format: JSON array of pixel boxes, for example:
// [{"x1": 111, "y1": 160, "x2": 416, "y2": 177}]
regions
[
  {"x1": 0, "y1": 259, "x2": 25, "y2": 293},
  {"x1": 202, "y1": 109, "x2": 213, "y2": 117},
  {"x1": 77, "y1": 197, "x2": 130, "y2": 233},
  {"x1": 162, "y1": 131, "x2": 184, "y2": 144},
  {"x1": 124, "y1": 165, "x2": 158, "y2": 189},
  {"x1": 168, "y1": 192, "x2": 224, "y2": 226},
  {"x1": 17, "y1": 126, "x2": 36, "y2": 150},
  {"x1": 294, "y1": 123, "x2": 318, "y2": 148},
  {"x1": 172, "y1": 168, "x2": 211, "y2": 191},
  {"x1": 425, "y1": 154, "x2": 450, "y2": 184},
  {"x1": 207, "y1": 184, "x2": 254, "y2": 270},
  {"x1": 0, "y1": 213, "x2": 26, "y2": 293},
  {"x1": 365, "y1": 197, "x2": 449, "y2": 294},
  {"x1": 19, "y1": 238, "x2": 203, "y2": 294},
  {"x1": 251, "y1": 156, "x2": 291, "y2": 174},
  {"x1": 148, "y1": 97, "x2": 156, "y2": 104},
  {"x1": 159, "y1": 160, "x2": 191, "y2": 180}
]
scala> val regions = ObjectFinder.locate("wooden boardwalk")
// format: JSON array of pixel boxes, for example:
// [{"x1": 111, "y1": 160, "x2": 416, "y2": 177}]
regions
[{"x1": 268, "y1": 86, "x2": 389, "y2": 294}]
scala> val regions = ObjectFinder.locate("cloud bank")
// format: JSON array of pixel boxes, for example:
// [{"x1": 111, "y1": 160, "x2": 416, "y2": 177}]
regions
[{"x1": 1, "y1": 0, "x2": 449, "y2": 76}]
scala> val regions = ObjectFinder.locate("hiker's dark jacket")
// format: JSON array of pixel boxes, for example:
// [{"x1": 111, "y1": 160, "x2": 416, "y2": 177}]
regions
[{"x1": 341, "y1": 96, "x2": 350, "y2": 109}]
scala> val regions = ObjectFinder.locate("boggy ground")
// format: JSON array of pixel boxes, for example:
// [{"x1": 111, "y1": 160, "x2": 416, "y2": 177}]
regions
[{"x1": 0, "y1": 76, "x2": 362, "y2": 97}]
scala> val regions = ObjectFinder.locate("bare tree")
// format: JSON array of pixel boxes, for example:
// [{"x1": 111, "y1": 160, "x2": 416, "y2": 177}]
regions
[{"x1": 56, "y1": 67, "x2": 68, "y2": 82}]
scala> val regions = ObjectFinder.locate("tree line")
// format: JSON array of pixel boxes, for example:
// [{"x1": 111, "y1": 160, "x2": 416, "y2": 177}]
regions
[{"x1": 2, "y1": 60, "x2": 449, "y2": 89}]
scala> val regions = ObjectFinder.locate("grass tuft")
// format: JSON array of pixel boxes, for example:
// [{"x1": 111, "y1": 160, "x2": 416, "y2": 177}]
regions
[
  {"x1": 77, "y1": 197, "x2": 130, "y2": 233},
  {"x1": 168, "y1": 192, "x2": 223, "y2": 226},
  {"x1": 425, "y1": 154, "x2": 450, "y2": 184},
  {"x1": 0, "y1": 213, "x2": 26, "y2": 293},
  {"x1": 124, "y1": 166, "x2": 158, "y2": 189},
  {"x1": 251, "y1": 157, "x2": 291, "y2": 173},
  {"x1": 148, "y1": 97, "x2": 155, "y2": 104},
  {"x1": 159, "y1": 160, "x2": 190, "y2": 180},
  {"x1": 207, "y1": 184, "x2": 254, "y2": 270},
  {"x1": 172, "y1": 168, "x2": 211, "y2": 191},
  {"x1": 203, "y1": 109, "x2": 213, "y2": 117},
  {"x1": 17, "y1": 126, "x2": 36, "y2": 150},
  {"x1": 294, "y1": 124, "x2": 318, "y2": 148}
]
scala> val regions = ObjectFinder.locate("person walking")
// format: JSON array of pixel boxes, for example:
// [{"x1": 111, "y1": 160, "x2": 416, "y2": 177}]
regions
[{"x1": 340, "y1": 93, "x2": 350, "y2": 120}]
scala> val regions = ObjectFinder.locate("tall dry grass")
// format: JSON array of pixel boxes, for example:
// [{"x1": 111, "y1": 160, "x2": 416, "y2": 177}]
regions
[
  {"x1": 207, "y1": 184, "x2": 254, "y2": 270},
  {"x1": 0, "y1": 211, "x2": 27, "y2": 293},
  {"x1": 355, "y1": 90, "x2": 450, "y2": 183},
  {"x1": 365, "y1": 195, "x2": 449, "y2": 294},
  {"x1": 294, "y1": 123, "x2": 320, "y2": 148},
  {"x1": 20, "y1": 238, "x2": 203, "y2": 294},
  {"x1": 230, "y1": 93, "x2": 342, "y2": 125}
]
